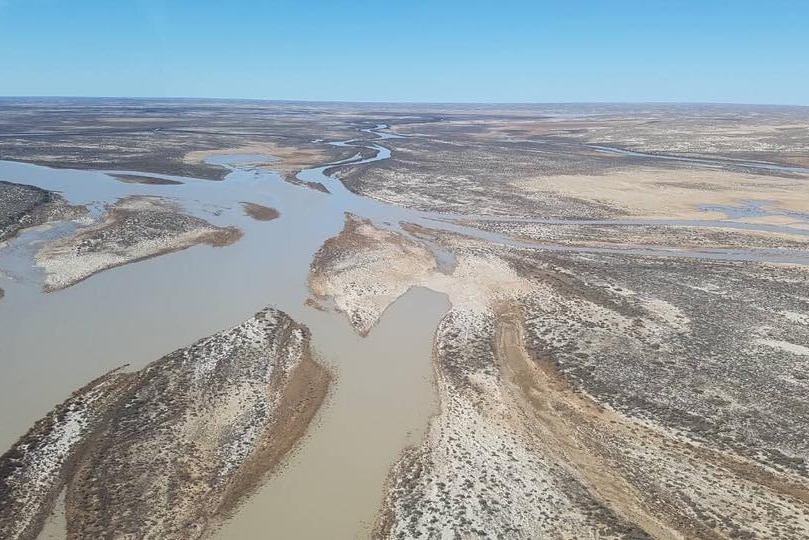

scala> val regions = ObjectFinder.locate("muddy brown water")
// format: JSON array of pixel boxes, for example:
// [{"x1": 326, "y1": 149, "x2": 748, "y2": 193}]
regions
[
  {"x1": 0, "y1": 131, "x2": 451, "y2": 539},
  {"x1": 213, "y1": 287, "x2": 449, "y2": 539}
]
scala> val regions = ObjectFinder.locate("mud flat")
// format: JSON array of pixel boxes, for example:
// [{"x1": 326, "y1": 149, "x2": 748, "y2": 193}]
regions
[
  {"x1": 241, "y1": 201, "x2": 279, "y2": 221},
  {"x1": 0, "y1": 180, "x2": 86, "y2": 245},
  {"x1": 309, "y1": 214, "x2": 532, "y2": 336},
  {"x1": 311, "y1": 216, "x2": 809, "y2": 538},
  {"x1": 185, "y1": 141, "x2": 345, "y2": 183},
  {"x1": 309, "y1": 215, "x2": 438, "y2": 335},
  {"x1": 513, "y1": 166, "x2": 809, "y2": 222},
  {"x1": 35, "y1": 196, "x2": 241, "y2": 291},
  {"x1": 0, "y1": 307, "x2": 329, "y2": 540},
  {"x1": 111, "y1": 174, "x2": 183, "y2": 185}
]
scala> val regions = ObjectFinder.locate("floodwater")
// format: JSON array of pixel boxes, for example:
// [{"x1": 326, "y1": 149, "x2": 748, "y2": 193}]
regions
[
  {"x1": 214, "y1": 287, "x2": 449, "y2": 539},
  {"x1": 0, "y1": 129, "x2": 401, "y2": 450},
  {"x1": 0, "y1": 128, "x2": 451, "y2": 540},
  {"x1": 1, "y1": 125, "x2": 809, "y2": 539}
]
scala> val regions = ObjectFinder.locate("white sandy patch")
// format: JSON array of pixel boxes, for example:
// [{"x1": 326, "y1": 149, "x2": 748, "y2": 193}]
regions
[
  {"x1": 757, "y1": 338, "x2": 809, "y2": 356},
  {"x1": 36, "y1": 229, "x2": 219, "y2": 291},
  {"x1": 34, "y1": 196, "x2": 237, "y2": 291},
  {"x1": 379, "y1": 308, "x2": 608, "y2": 538},
  {"x1": 310, "y1": 215, "x2": 535, "y2": 334},
  {"x1": 781, "y1": 310, "x2": 809, "y2": 326}
]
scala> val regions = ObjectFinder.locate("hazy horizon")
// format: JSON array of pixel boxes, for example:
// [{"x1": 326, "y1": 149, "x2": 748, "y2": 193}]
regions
[{"x1": 1, "y1": 96, "x2": 808, "y2": 108}]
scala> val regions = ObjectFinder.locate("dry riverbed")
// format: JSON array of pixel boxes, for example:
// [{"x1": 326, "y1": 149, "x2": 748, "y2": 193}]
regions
[
  {"x1": 241, "y1": 202, "x2": 279, "y2": 221},
  {"x1": 111, "y1": 174, "x2": 183, "y2": 185}
]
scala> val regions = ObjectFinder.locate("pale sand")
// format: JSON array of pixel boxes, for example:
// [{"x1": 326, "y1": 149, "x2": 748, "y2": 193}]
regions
[
  {"x1": 514, "y1": 167, "x2": 809, "y2": 220},
  {"x1": 184, "y1": 143, "x2": 332, "y2": 180}
]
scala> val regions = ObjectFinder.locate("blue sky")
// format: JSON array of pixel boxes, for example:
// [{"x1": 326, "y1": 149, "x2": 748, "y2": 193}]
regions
[{"x1": 1, "y1": 0, "x2": 807, "y2": 104}]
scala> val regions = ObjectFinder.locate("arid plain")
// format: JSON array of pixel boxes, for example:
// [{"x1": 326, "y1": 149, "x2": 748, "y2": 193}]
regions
[{"x1": 1, "y1": 99, "x2": 809, "y2": 539}]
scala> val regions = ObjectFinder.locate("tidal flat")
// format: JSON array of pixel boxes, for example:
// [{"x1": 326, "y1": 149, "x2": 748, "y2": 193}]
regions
[{"x1": 1, "y1": 99, "x2": 808, "y2": 539}]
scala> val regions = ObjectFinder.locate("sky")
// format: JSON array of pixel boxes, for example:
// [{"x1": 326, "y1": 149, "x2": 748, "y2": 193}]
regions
[{"x1": 0, "y1": 0, "x2": 807, "y2": 105}]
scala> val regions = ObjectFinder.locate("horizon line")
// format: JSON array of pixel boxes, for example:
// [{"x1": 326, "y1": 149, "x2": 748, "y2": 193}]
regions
[{"x1": 0, "y1": 95, "x2": 807, "y2": 108}]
